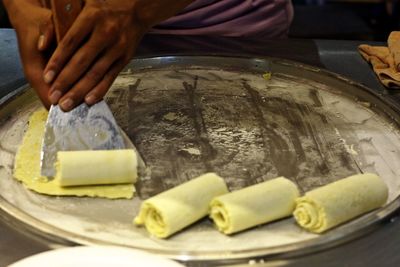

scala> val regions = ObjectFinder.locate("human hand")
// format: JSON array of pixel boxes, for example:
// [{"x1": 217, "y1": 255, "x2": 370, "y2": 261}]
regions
[
  {"x1": 44, "y1": 0, "x2": 193, "y2": 111},
  {"x1": 4, "y1": 0, "x2": 55, "y2": 108}
]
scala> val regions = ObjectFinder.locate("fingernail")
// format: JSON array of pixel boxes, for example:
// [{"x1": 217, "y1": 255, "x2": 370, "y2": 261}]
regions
[
  {"x1": 60, "y1": 98, "x2": 74, "y2": 111},
  {"x1": 85, "y1": 94, "x2": 96, "y2": 105},
  {"x1": 38, "y1": 35, "x2": 45, "y2": 50},
  {"x1": 49, "y1": 90, "x2": 61, "y2": 104},
  {"x1": 44, "y1": 70, "x2": 55, "y2": 84}
]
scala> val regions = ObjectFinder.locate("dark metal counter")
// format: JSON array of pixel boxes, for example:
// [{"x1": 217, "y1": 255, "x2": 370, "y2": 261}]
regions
[{"x1": 1, "y1": 28, "x2": 400, "y2": 266}]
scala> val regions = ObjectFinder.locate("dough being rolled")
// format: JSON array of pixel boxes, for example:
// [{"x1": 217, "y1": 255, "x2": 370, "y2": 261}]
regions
[
  {"x1": 55, "y1": 149, "x2": 137, "y2": 187},
  {"x1": 209, "y1": 177, "x2": 300, "y2": 235},
  {"x1": 13, "y1": 109, "x2": 134, "y2": 199},
  {"x1": 293, "y1": 173, "x2": 388, "y2": 233},
  {"x1": 134, "y1": 173, "x2": 229, "y2": 238}
]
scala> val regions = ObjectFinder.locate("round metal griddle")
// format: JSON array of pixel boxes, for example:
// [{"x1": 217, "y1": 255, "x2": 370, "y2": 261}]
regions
[{"x1": 1, "y1": 56, "x2": 400, "y2": 265}]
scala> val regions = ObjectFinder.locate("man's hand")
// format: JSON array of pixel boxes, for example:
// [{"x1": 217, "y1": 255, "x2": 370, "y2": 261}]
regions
[
  {"x1": 44, "y1": 0, "x2": 193, "y2": 111},
  {"x1": 4, "y1": 0, "x2": 54, "y2": 108}
]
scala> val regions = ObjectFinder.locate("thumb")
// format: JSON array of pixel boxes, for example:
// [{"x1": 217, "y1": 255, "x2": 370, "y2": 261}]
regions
[{"x1": 38, "y1": 16, "x2": 55, "y2": 51}]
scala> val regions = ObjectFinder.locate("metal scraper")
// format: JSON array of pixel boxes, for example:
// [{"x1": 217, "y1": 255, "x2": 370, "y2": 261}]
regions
[
  {"x1": 41, "y1": 102, "x2": 126, "y2": 177},
  {"x1": 40, "y1": 0, "x2": 127, "y2": 177}
]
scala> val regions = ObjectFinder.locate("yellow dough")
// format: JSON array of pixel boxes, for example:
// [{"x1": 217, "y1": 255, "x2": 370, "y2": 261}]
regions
[
  {"x1": 134, "y1": 173, "x2": 229, "y2": 238},
  {"x1": 13, "y1": 109, "x2": 135, "y2": 199},
  {"x1": 293, "y1": 173, "x2": 388, "y2": 233},
  {"x1": 56, "y1": 150, "x2": 137, "y2": 186},
  {"x1": 209, "y1": 177, "x2": 300, "y2": 235}
]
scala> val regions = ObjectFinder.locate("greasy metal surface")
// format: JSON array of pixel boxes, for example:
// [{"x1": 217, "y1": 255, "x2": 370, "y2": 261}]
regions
[
  {"x1": 1, "y1": 56, "x2": 400, "y2": 263},
  {"x1": 41, "y1": 101, "x2": 125, "y2": 177}
]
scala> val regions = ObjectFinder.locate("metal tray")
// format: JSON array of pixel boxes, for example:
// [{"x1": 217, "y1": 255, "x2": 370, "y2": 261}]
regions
[{"x1": 1, "y1": 56, "x2": 400, "y2": 265}]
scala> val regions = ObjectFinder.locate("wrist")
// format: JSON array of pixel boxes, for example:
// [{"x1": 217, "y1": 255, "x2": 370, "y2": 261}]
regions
[{"x1": 3, "y1": 0, "x2": 22, "y2": 28}]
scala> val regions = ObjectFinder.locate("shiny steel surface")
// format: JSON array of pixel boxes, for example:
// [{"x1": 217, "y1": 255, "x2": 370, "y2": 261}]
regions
[{"x1": 1, "y1": 56, "x2": 400, "y2": 265}]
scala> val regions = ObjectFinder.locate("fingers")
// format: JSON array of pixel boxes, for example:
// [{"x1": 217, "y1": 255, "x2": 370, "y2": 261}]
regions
[
  {"x1": 27, "y1": 64, "x2": 52, "y2": 109},
  {"x1": 17, "y1": 26, "x2": 52, "y2": 108},
  {"x1": 26, "y1": 59, "x2": 52, "y2": 109},
  {"x1": 47, "y1": 31, "x2": 109, "y2": 104},
  {"x1": 85, "y1": 59, "x2": 126, "y2": 106},
  {"x1": 43, "y1": 8, "x2": 97, "y2": 84},
  {"x1": 38, "y1": 1, "x2": 145, "y2": 111},
  {"x1": 56, "y1": 49, "x2": 125, "y2": 111},
  {"x1": 33, "y1": 80, "x2": 52, "y2": 109},
  {"x1": 38, "y1": 19, "x2": 54, "y2": 51}
]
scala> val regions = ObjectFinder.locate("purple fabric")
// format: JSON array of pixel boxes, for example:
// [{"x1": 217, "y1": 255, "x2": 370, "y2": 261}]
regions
[{"x1": 152, "y1": 0, "x2": 293, "y2": 38}]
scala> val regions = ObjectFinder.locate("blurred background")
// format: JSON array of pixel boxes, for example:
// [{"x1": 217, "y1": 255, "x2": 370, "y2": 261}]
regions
[
  {"x1": 289, "y1": 0, "x2": 400, "y2": 40},
  {"x1": 0, "y1": 0, "x2": 399, "y2": 41}
]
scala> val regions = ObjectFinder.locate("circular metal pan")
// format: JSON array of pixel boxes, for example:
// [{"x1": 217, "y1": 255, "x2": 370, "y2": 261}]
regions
[{"x1": 1, "y1": 56, "x2": 400, "y2": 265}]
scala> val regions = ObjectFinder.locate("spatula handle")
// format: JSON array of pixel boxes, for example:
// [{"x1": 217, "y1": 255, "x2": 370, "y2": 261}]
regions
[
  {"x1": 49, "y1": 0, "x2": 82, "y2": 42},
  {"x1": 40, "y1": 0, "x2": 51, "y2": 8}
]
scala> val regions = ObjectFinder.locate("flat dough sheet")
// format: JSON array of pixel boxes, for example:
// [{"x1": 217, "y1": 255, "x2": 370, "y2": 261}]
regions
[{"x1": 13, "y1": 109, "x2": 135, "y2": 199}]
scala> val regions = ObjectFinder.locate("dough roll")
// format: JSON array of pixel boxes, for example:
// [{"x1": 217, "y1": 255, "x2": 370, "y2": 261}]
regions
[
  {"x1": 55, "y1": 149, "x2": 137, "y2": 187},
  {"x1": 293, "y1": 173, "x2": 388, "y2": 233},
  {"x1": 209, "y1": 177, "x2": 300, "y2": 235},
  {"x1": 134, "y1": 173, "x2": 228, "y2": 238}
]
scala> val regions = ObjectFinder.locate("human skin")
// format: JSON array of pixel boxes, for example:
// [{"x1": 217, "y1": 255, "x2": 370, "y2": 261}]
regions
[
  {"x1": 3, "y1": 0, "x2": 54, "y2": 108},
  {"x1": 4, "y1": 0, "x2": 193, "y2": 111}
]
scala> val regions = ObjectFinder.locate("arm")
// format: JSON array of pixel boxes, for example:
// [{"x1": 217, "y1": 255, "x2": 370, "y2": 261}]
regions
[
  {"x1": 3, "y1": 0, "x2": 55, "y2": 108},
  {"x1": 44, "y1": 0, "x2": 194, "y2": 111}
]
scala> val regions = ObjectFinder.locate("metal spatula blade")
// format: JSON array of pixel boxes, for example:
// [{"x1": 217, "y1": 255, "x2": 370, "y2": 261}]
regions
[{"x1": 40, "y1": 101, "x2": 126, "y2": 177}]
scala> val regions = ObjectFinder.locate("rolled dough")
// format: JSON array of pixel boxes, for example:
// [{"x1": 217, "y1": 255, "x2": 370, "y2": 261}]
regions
[
  {"x1": 293, "y1": 173, "x2": 388, "y2": 233},
  {"x1": 134, "y1": 173, "x2": 229, "y2": 238},
  {"x1": 209, "y1": 177, "x2": 300, "y2": 235},
  {"x1": 13, "y1": 109, "x2": 135, "y2": 199},
  {"x1": 56, "y1": 150, "x2": 137, "y2": 186}
]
